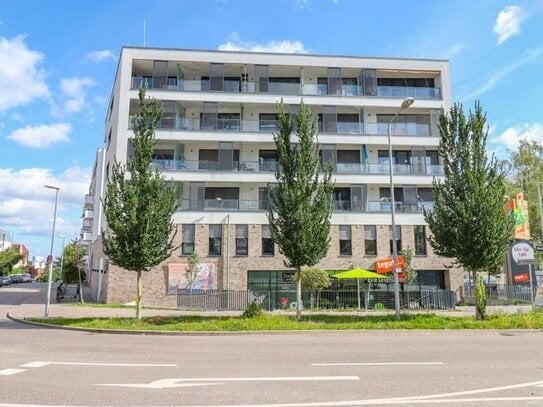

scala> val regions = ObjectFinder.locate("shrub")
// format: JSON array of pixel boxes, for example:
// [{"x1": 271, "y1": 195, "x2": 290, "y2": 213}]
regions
[
  {"x1": 242, "y1": 300, "x2": 264, "y2": 318},
  {"x1": 374, "y1": 302, "x2": 385, "y2": 310}
]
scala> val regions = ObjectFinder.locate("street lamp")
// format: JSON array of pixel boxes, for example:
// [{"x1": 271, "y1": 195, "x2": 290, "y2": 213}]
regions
[
  {"x1": 44, "y1": 184, "x2": 60, "y2": 318},
  {"x1": 59, "y1": 235, "x2": 66, "y2": 282},
  {"x1": 388, "y1": 97, "x2": 414, "y2": 320}
]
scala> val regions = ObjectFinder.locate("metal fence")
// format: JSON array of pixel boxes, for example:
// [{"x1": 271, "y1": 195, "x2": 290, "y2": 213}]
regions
[
  {"x1": 463, "y1": 283, "x2": 536, "y2": 303},
  {"x1": 177, "y1": 288, "x2": 456, "y2": 311}
]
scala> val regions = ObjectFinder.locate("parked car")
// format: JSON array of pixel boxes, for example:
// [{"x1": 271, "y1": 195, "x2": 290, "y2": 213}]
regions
[
  {"x1": 9, "y1": 274, "x2": 23, "y2": 284},
  {"x1": 0, "y1": 276, "x2": 11, "y2": 286},
  {"x1": 21, "y1": 274, "x2": 33, "y2": 283}
]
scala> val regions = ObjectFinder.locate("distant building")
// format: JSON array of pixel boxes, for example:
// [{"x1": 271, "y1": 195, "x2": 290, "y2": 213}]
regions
[
  {"x1": 12, "y1": 244, "x2": 29, "y2": 268},
  {"x1": 0, "y1": 229, "x2": 11, "y2": 251}
]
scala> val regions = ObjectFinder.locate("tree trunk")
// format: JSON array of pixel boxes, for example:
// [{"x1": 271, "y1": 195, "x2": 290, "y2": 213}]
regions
[
  {"x1": 136, "y1": 270, "x2": 142, "y2": 320},
  {"x1": 472, "y1": 269, "x2": 480, "y2": 320},
  {"x1": 296, "y1": 268, "x2": 302, "y2": 321}
]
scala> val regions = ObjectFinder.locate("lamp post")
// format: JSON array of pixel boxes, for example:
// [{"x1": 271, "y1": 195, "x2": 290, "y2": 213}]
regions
[
  {"x1": 59, "y1": 235, "x2": 66, "y2": 282},
  {"x1": 44, "y1": 184, "x2": 60, "y2": 318},
  {"x1": 387, "y1": 97, "x2": 414, "y2": 320}
]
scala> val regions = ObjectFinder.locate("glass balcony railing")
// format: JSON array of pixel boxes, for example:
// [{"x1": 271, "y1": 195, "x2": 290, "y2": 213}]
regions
[
  {"x1": 177, "y1": 198, "x2": 434, "y2": 213},
  {"x1": 377, "y1": 86, "x2": 441, "y2": 99},
  {"x1": 151, "y1": 159, "x2": 442, "y2": 176},
  {"x1": 131, "y1": 76, "x2": 442, "y2": 100},
  {"x1": 131, "y1": 115, "x2": 435, "y2": 137}
]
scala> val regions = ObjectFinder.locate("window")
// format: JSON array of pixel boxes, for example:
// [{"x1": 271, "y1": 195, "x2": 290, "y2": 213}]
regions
[
  {"x1": 414, "y1": 225, "x2": 427, "y2": 256},
  {"x1": 262, "y1": 225, "x2": 274, "y2": 256},
  {"x1": 181, "y1": 224, "x2": 195, "y2": 255},
  {"x1": 209, "y1": 224, "x2": 222, "y2": 256},
  {"x1": 364, "y1": 225, "x2": 377, "y2": 256},
  {"x1": 389, "y1": 225, "x2": 402, "y2": 254},
  {"x1": 236, "y1": 225, "x2": 248, "y2": 256},
  {"x1": 339, "y1": 226, "x2": 352, "y2": 256}
]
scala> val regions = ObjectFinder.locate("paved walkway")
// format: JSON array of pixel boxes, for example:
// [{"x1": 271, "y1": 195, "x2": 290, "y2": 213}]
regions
[{"x1": 9, "y1": 302, "x2": 533, "y2": 321}]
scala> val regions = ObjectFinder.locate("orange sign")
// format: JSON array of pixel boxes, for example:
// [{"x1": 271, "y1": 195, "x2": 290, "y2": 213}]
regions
[{"x1": 375, "y1": 256, "x2": 405, "y2": 274}]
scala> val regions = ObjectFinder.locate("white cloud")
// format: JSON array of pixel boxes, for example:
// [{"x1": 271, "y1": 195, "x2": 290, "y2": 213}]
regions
[
  {"x1": 0, "y1": 35, "x2": 49, "y2": 111},
  {"x1": 460, "y1": 46, "x2": 543, "y2": 101},
  {"x1": 0, "y1": 166, "x2": 91, "y2": 250},
  {"x1": 59, "y1": 77, "x2": 96, "y2": 114},
  {"x1": 7, "y1": 123, "x2": 71, "y2": 149},
  {"x1": 495, "y1": 123, "x2": 543, "y2": 149},
  {"x1": 494, "y1": 6, "x2": 524, "y2": 44},
  {"x1": 218, "y1": 33, "x2": 309, "y2": 54},
  {"x1": 85, "y1": 49, "x2": 116, "y2": 62}
]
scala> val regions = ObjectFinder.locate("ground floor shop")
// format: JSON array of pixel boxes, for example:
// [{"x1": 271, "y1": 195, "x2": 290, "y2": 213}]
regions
[{"x1": 247, "y1": 269, "x2": 453, "y2": 310}]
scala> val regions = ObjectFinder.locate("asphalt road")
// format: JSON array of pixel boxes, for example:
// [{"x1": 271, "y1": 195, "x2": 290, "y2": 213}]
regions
[{"x1": 1, "y1": 283, "x2": 543, "y2": 406}]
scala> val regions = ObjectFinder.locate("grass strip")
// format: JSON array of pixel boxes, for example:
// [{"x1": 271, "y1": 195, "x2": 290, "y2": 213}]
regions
[{"x1": 30, "y1": 311, "x2": 543, "y2": 331}]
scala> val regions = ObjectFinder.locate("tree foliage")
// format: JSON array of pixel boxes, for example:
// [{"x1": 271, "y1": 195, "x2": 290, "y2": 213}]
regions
[
  {"x1": 297, "y1": 267, "x2": 331, "y2": 291},
  {"x1": 59, "y1": 240, "x2": 86, "y2": 283},
  {"x1": 268, "y1": 100, "x2": 334, "y2": 320},
  {"x1": 424, "y1": 102, "x2": 512, "y2": 319},
  {"x1": 102, "y1": 86, "x2": 178, "y2": 318},
  {"x1": 0, "y1": 249, "x2": 21, "y2": 275}
]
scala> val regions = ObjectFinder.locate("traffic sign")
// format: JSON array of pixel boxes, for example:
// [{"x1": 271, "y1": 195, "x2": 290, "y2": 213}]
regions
[
  {"x1": 46, "y1": 255, "x2": 53, "y2": 265},
  {"x1": 535, "y1": 245, "x2": 543, "y2": 252}
]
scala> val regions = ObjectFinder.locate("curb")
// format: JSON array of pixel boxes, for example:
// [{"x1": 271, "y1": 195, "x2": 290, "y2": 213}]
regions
[{"x1": 5, "y1": 309, "x2": 336, "y2": 336}]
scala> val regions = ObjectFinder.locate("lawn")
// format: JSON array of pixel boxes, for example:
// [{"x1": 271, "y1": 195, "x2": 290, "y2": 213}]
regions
[{"x1": 30, "y1": 311, "x2": 543, "y2": 331}]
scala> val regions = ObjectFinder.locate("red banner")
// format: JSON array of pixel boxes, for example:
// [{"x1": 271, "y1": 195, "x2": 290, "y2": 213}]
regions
[
  {"x1": 513, "y1": 273, "x2": 529, "y2": 283},
  {"x1": 375, "y1": 256, "x2": 405, "y2": 274}
]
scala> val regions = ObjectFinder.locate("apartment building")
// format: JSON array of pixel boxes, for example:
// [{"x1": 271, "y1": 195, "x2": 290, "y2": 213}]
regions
[{"x1": 82, "y1": 47, "x2": 462, "y2": 308}]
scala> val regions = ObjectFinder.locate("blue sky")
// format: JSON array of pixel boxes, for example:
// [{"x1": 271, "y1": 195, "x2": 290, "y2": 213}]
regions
[{"x1": 0, "y1": 0, "x2": 542, "y2": 259}]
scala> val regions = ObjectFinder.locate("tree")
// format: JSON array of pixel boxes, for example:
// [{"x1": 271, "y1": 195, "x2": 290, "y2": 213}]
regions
[
  {"x1": 268, "y1": 100, "x2": 334, "y2": 321},
  {"x1": 103, "y1": 86, "x2": 178, "y2": 319},
  {"x1": 0, "y1": 249, "x2": 21, "y2": 275},
  {"x1": 424, "y1": 102, "x2": 512, "y2": 320},
  {"x1": 401, "y1": 247, "x2": 416, "y2": 306},
  {"x1": 298, "y1": 267, "x2": 330, "y2": 309},
  {"x1": 59, "y1": 240, "x2": 86, "y2": 284},
  {"x1": 186, "y1": 252, "x2": 200, "y2": 292}
]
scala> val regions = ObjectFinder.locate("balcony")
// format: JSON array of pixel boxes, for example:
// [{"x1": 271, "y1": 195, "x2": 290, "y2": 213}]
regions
[
  {"x1": 139, "y1": 117, "x2": 435, "y2": 137},
  {"x1": 82, "y1": 219, "x2": 93, "y2": 231},
  {"x1": 152, "y1": 159, "x2": 442, "y2": 176},
  {"x1": 177, "y1": 199, "x2": 433, "y2": 213},
  {"x1": 83, "y1": 209, "x2": 94, "y2": 219},
  {"x1": 84, "y1": 195, "x2": 93, "y2": 209},
  {"x1": 81, "y1": 232, "x2": 92, "y2": 242},
  {"x1": 131, "y1": 76, "x2": 442, "y2": 100}
]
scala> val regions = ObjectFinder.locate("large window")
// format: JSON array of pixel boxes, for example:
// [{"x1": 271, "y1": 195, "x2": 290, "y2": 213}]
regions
[
  {"x1": 209, "y1": 224, "x2": 222, "y2": 256},
  {"x1": 181, "y1": 224, "x2": 195, "y2": 255},
  {"x1": 262, "y1": 225, "x2": 274, "y2": 256},
  {"x1": 339, "y1": 225, "x2": 352, "y2": 256},
  {"x1": 389, "y1": 225, "x2": 402, "y2": 254},
  {"x1": 236, "y1": 225, "x2": 248, "y2": 256},
  {"x1": 364, "y1": 225, "x2": 377, "y2": 256},
  {"x1": 414, "y1": 225, "x2": 427, "y2": 256}
]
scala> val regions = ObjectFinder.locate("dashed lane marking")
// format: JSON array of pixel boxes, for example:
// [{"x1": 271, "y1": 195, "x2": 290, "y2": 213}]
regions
[
  {"x1": 0, "y1": 369, "x2": 26, "y2": 376},
  {"x1": 312, "y1": 362, "x2": 444, "y2": 366},
  {"x1": 20, "y1": 361, "x2": 176, "y2": 368}
]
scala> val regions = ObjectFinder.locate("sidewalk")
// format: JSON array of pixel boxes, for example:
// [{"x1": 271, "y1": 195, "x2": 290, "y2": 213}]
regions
[{"x1": 9, "y1": 302, "x2": 533, "y2": 321}]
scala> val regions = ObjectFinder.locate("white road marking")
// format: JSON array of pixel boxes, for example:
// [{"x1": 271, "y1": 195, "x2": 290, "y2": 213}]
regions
[
  {"x1": 20, "y1": 361, "x2": 176, "y2": 368},
  {"x1": 0, "y1": 369, "x2": 26, "y2": 376},
  {"x1": 1, "y1": 288, "x2": 40, "y2": 293},
  {"x1": 312, "y1": 362, "x2": 443, "y2": 366},
  {"x1": 99, "y1": 376, "x2": 360, "y2": 389}
]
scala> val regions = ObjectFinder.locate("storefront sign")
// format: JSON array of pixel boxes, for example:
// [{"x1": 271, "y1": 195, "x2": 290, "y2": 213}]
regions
[
  {"x1": 375, "y1": 256, "x2": 405, "y2": 274},
  {"x1": 511, "y1": 241, "x2": 535, "y2": 265}
]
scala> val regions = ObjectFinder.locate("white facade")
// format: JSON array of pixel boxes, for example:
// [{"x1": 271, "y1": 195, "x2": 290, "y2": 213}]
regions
[
  {"x1": 83, "y1": 47, "x2": 461, "y2": 306},
  {"x1": 0, "y1": 229, "x2": 12, "y2": 252}
]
